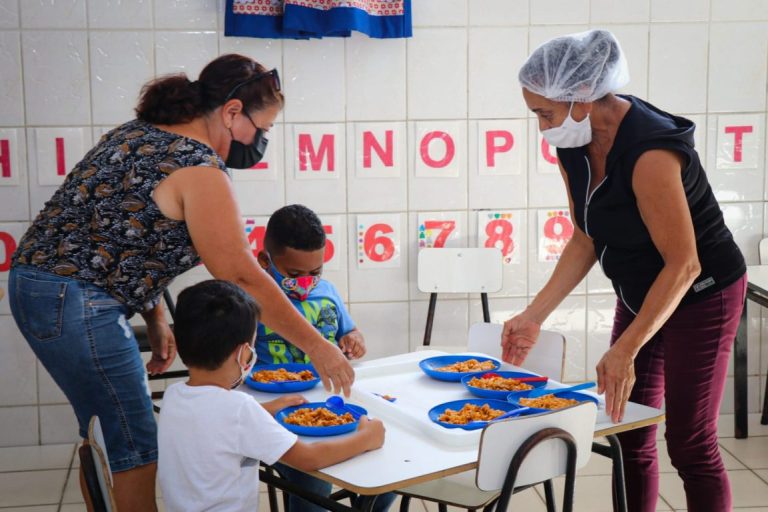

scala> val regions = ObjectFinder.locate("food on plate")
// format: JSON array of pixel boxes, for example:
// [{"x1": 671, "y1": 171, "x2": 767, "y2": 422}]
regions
[
  {"x1": 435, "y1": 359, "x2": 496, "y2": 373},
  {"x1": 284, "y1": 407, "x2": 355, "y2": 427},
  {"x1": 519, "y1": 394, "x2": 581, "y2": 410},
  {"x1": 467, "y1": 376, "x2": 533, "y2": 391},
  {"x1": 251, "y1": 368, "x2": 315, "y2": 383},
  {"x1": 438, "y1": 403, "x2": 504, "y2": 425}
]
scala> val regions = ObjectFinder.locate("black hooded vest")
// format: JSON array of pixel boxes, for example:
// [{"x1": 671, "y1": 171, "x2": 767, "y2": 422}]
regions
[{"x1": 557, "y1": 95, "x2": 745, "y2": 314}]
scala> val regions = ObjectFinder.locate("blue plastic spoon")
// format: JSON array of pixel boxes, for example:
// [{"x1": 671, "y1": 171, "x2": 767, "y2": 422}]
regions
[
  {"x1": 525, "y1": 381, "x2": 596, "y2": 399},
  {"x1": 463, "y1": 407, "x2": 532, "y2": 428},
  {"x1": 325, "y1": 396, "x2": 361, "y2": 419}
]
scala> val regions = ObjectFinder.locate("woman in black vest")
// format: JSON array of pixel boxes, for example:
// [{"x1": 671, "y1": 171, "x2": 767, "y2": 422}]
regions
[{"x1": 503, "y1": 30, "x2": 746, "y2": 512}]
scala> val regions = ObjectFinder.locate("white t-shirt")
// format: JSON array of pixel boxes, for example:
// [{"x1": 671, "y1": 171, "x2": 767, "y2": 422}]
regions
[{"x1": 158, "y1": 382, "x2": 298, "y2": 512}]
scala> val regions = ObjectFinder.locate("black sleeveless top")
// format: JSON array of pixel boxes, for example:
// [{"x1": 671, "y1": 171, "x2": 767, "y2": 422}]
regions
[
  {"x1": 557, "y1": 96, "x2": 745, "y2": 314},
  {"x1": 12, "y1": 120, "x2": 227, "y2": 314}
]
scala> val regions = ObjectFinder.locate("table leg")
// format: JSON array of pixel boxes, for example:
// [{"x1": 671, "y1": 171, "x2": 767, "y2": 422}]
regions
[
  {"x1": 591, "y1": 436, "x2": 627, "y2": 512},
  {"x1": 735, "y1": 294, "x2": 749, "y2": 439}
]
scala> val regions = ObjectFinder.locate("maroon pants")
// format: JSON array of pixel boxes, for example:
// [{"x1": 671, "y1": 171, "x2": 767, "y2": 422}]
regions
[{"x1": 611, "y1": 274, "x2": 746, "y2": 512}]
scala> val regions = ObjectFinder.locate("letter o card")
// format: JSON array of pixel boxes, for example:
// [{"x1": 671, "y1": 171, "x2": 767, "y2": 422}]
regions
[{"x1": 415, "y1": 121, "x2": 463, "y2": 178}]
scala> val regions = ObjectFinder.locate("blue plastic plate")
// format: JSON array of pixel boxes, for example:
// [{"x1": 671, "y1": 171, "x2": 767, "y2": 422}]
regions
[
  {"x1": 507, "y1": 390, "x2": 599, "y2": 414},
  {"x1": 418, "y1": 355, "x2": 501, "y2": 382},
  {"x1": 244, "y1": 364, "x2": 320, "y2": 393},
  {"x1": 461, "y1": 371, "x2": 547, "y2": 400},
  {"x1": 428, "y1": 399, "x2": 523, "y2": 431},
  {"x1": 275, "y1": 402, "x2": 368, "y2": 437}
]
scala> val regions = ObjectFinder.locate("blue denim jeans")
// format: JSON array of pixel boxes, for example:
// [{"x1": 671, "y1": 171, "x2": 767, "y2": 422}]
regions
[
  {"x1": 9, "y1": 265, "x2": 157, "y2": 472},
  {"x1": 273, "y1": 462, "x2": 396, "y2": 512}
]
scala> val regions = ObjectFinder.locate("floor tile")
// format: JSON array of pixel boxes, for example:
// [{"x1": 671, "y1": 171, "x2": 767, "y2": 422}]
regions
[
  {"x1": 542, "y1": 475, "x2": 671, "y2": 512},
  {"x1": 0, "y1": 507, "x2": 58, "y2": 512},
  {"x1": 62, "y1": 467, "x2": 83, "y2": 504},
  {"x1": 59, "y1": 505, "x2": 88, "y2": 512},
  {"x1": 717, "y1": 414, "x2": 768, "y2": 438},
  {"x1": 720, "y1": 437, "x2": 768, "y2": 469},
  {"x1": 0, "y1": 469, "x2": 68, "y2": 507},
  {"x1": 0, "y1": 443, "x2": 75, "y2": 473},
  {"x1": 756, "y1": 469, "x2": 768, "y2": 484},
  {"x1": 577, "y1": 450, "x2": 614, "y2": 476}
]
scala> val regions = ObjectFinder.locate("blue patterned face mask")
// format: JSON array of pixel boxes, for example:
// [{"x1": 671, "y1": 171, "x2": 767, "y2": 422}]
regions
[{"x1": 267, "y1": 259, "x2": 319, "y2": 302}]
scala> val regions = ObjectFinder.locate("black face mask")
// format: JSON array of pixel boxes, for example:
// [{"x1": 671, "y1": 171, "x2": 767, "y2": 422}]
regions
[{"x1": 225, "y1": 113, "x2": 269, "y2": 169}]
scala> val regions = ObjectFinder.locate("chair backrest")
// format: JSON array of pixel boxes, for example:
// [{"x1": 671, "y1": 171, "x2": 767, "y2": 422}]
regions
[
  {"x1": 467, "y1": 322, "x2": 566, "y2": 380},
  {"x1": 78, "y1": 444, "x2": 109, "y2": 512},
  {"x1": 88, "y1": 416, "x2": 117, "y2": 512},
  {"x1": 417, "y1": 248, "x2": 503, "y2": 294},
  {"x1": 476, "y1": 402, "x2": 597, "y2": 491},
  {"x1": 760, "y1": 238, "x2": 768, "y2": 265}
]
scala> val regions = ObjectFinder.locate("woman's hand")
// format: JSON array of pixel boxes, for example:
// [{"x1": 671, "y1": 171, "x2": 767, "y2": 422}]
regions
[
  {"x1": 596, "y1": 343, "x2": 636, "y2": 423},
  {"x1": 501, "y1": 314, "x2": 541, "y2": 365},
  {"x1": 339, "y1": 329, "x2": 366, "y2": 360},
  {"x1": 145, "y1": 319, "x2": 177, "y2": 376},
  {"x1": 308, "y1": 342, "x2": 355, "y2": 397}
]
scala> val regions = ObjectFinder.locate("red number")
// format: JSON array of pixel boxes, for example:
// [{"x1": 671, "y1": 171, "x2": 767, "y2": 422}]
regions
[
  {"x1": 543, "y1": 214, "x2": 574, "y2": 241},
  {"x1": 323, "y1": 225, "x2": 335, "y2": 263},
  {"x1": 484, "y1": 219, "x2": 514, "y2": 257},
  {"x1": 246, "y1": 225, "x2": 265, "y2": 258},
  {"x1": 423, "y1": 220, "x2": 455, "y2": 248},
  {"x1": 0, "y1": 231, "x2": 17, "y2": 273},
  {"x1": 364, "y1": 223, "x2": 395, "y2": 262}
]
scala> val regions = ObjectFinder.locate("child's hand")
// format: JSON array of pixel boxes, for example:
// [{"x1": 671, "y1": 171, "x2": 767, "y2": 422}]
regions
[
  {"x1": 356, "y1": 415, "x2": 385, "y2": 450},
  {"x1": 262, "y1": 394, "x2": 308, "y2": 416},
  {"x1": 339, "y1": 329, "x2": 366, "y2": 360}
]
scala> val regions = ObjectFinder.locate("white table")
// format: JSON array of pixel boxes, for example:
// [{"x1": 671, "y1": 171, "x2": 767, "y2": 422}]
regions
[{"x1": 243, "y1": 351, "x2": 664, "y2": 510}]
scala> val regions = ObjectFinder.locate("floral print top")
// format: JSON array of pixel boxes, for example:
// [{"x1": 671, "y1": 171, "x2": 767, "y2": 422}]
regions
[{"x1": 12, "y1": 119, "x2": 227, "y2": 314}]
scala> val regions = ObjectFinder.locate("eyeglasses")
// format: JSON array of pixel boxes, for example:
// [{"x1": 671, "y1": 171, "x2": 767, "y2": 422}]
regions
[{"x1": 224, "y1": 68, "x2": 281, "y2": 103}]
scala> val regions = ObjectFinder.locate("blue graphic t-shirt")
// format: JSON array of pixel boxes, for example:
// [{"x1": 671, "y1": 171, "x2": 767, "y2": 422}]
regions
[{"x1": 255, "y1": 279, "x2": 355, "y2": 364}]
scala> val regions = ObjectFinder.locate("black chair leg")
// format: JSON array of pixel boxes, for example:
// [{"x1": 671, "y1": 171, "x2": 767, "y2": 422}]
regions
[
  {"x1": 438, "y1": 504, "x2": 448, "y2": 512},
  {"x1": 762, "y1": 375, "x2": 768, "y2": 425},
  {"x1": 399, "y1": 495, "x2": 412, "y2": 512},
  {"x1": 543, "y1": 479, "x2": 557, "y2": 512}
]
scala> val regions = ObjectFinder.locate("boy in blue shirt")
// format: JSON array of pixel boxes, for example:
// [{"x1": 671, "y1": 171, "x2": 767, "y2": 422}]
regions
[
  {"x1": 256, "y1": 204, "x2": 365, "y2": 365},
  {"x1": 255, "y1": 204, "x2": 394, "y2": 512}
]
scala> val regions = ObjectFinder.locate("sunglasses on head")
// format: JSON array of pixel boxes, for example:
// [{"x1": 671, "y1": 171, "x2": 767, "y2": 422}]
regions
[{"x1": 224, "y1": 68, "x2": 281, "y2": 103}]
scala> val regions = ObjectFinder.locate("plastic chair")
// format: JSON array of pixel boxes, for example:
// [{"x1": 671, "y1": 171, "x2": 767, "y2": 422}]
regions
[
  {"x1": 759, "y1": 238, "x2": 768, "y2": 424},
  {"x1": 78, "y1": 416, "x2": 117, "y2": 512},
  {"x1": 467, "y1": 322, "x2": 566, "y2": 380},
  {"x1": 417, "y1": 248, "x2": 503, "y2": 348},
  {"x1": 396, "y1": 402, "x2": 597, "y2": 512}
]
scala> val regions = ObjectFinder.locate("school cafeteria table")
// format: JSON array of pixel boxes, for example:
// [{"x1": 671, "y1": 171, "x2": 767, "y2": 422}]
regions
[
  {"x1": 243, "y1": 350, "x2": 665, "y2": 512},
  {"x1": 734, "y1": 265, "x2": 768, "y2": 438}
]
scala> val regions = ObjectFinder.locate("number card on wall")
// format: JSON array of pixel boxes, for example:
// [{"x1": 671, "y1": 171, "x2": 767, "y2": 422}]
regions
[
  {"x1": 537, "y1": 209, "x2": 573, "y2": 262},
  {"x1": 356, "y1": 214, "x2": 401, "y2": 269},
  {"x1": 243, "y1": 215, "x2": 340, "y2": 270},
  {"x1": 536, "y1": 135, "x2": 559, "y2": 175},
  {"x1": 477, "y1": 120, "x2": 524, "y2": 176},
  {"x1": 35, "y1": 128, "x2": 88, "y2": 186},
  {"x1": 716, "y1": 114, "x2": 761, "y2": 170},
  {"x1": 0, "y1": 129, "x2": 21, "y2": 186},
  {"x1": 354, "y1": 122, "x2": 404, "y2": 178},
  {"x1": 415, "y1": 121, "x2": 463, "y2": 178},
  {"x1": 417, "y1": 212, "x2": 461, "y2": 250},
  {"x1": 477, "y1": 211, "x2": 520, "y2": 265},
  {"x1": 293, "y1": 124, "x2": 342, "y2": 180},
  {"x1": 0, "y1": 222, "x2": 27, "y2": 276}
]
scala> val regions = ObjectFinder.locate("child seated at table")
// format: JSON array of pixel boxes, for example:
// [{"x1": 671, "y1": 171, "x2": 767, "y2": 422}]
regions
[
  {"x1": 157, "y1": 279, "x2": 386, "y2": 512},
  {"x1": 256, "y1": 204, "x2": 396, "y2": 512},
  {"x1": 255, "y1": 204, "x2": 366, "y2": 365}
]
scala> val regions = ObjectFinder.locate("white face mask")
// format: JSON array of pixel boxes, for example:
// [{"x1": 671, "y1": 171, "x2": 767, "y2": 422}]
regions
[
  {"x1": 542, "y1": 102, "x2": 592, "y2": 148},
  {"x1": 231, "y1": 344, "x2": 257, "y2": 389}
]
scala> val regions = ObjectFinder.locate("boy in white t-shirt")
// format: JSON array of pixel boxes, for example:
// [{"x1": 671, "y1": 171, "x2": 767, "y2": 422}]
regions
[{"x1": 157, "y1": 279, "x2": 385, "y2": 512}]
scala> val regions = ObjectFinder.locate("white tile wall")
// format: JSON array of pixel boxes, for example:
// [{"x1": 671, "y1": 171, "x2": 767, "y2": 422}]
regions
[{"x1": 1, "y1": 0, "x2": 767, "y2": 445}]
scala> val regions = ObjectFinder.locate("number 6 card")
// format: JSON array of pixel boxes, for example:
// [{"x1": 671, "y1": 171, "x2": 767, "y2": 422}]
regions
[{"x1": 356, "y1": 214, "x2": 401, "y2": 269}]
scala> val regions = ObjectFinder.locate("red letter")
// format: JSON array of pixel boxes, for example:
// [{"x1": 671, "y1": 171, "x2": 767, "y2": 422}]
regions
[
  {"x1": 420, "y1": 131, "x2": 455, "y2": 168},
  {"x1": 540, "y1": 138, "x2": 557, "y2": 164},
  {"x1": 724, "y1": 125, "x2": 753, "y2": 163},
  {"x1": 55, "y1": 137, "x2": 66, "y2": 176},
  {"x1": 363, "y1": 130, "x2": 393, "y2": 168},
  {"x1": 0, "y1": 140, "x2": 10, "y2": 178},
  {"x1": 485, "y1": 130, "x2": 514, "y2": 167},
  {"x1": 298, "y1": 134, "x2": 335, "y2": 172},
  {"x1": 0, "y1": 231, "x2": 17, "y2": 272}
]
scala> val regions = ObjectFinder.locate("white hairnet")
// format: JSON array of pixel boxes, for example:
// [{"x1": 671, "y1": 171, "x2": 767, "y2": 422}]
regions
[{"x1": 519, "y1": 29, "x2": 630, "y2": 103}]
